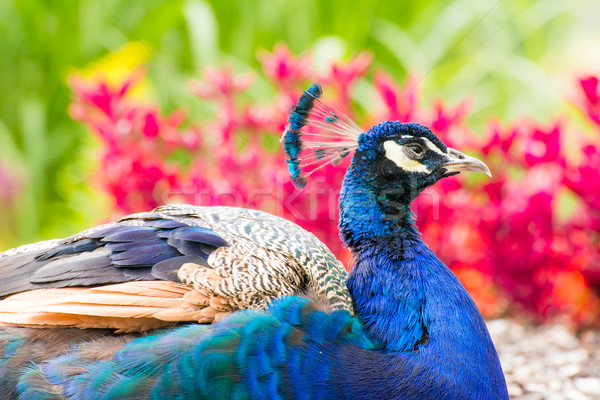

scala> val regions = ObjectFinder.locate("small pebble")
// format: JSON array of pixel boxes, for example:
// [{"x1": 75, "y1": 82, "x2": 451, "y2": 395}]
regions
[
  {"x1": 487, "y1": 319, "x2": 510, "y2": 335},
  {"x1": 517, "y1": 393, "x2": 544, "y2": 400},
  {"x1": 524, "y1": 382, "x2": 548, "y2": 393},
  {"x1": 564, "y1": 389, "x2": 591, "y2": 400},
  {"x1": 575, "y1": 377, "x2": 600, "y2": 395},
  {"x1": 487, "y1": 318, "x2": 599, "y2": 400},
  {"x1": 550, "y1": 349, "x2": 589, "y2": 365},
  {"x1": 514, "y1": 365, "x2": 534, "y2": 378},
  {"x1": 560, "y1": 364, "x2": 583, "y2": 377},
  {"x1": 549, "y1": 379, "x2": 563, "y2": 391},
  {"x1": 507, "y1": 383, "x2": 524, "y2": 396}
]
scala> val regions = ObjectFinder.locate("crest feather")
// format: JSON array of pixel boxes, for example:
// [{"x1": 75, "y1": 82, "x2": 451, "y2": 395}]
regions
[{"x1": 282, "y1": 83, "x2": 362, "y2": 188}]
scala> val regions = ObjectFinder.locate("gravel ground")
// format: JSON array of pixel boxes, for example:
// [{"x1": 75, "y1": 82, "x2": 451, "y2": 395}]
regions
[{"x1": 487, "y1": 319, "x2": 600, "y2": 400}]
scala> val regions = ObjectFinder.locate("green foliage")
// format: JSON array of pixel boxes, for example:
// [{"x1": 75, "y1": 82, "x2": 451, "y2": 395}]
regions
[{"x1": 0, "y1": 0, "x2": 598, "y2": 249}]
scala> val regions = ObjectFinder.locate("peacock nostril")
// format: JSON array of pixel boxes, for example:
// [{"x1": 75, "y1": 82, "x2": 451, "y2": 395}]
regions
[{"x1": 449, "y1": 149, "x2": 465, "y2": 160}]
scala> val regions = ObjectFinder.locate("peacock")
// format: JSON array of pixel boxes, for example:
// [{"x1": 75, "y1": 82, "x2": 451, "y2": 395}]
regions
[{"x1": 0, "y1": 83, "x2": 508, "y2": 399}]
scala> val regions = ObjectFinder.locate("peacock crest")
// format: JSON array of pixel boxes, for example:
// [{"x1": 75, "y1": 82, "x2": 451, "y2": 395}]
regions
[{"x1": 282, "y1": 83, "x2": 362, "y2": 188}]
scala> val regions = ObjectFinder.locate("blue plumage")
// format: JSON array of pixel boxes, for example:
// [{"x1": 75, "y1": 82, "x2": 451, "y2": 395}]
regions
[
  {"x1": 7, "y1": 298, "x2": 372, "y2": 399},
  {"x1": 0, "y1": 218, "x2": 231, "y2": 295},
  {"x1": 102, "y1": 226, "x2": 159, "y2": 242},
  {"x1": 0, "y1": 83, "x2": 507, "y2": 399}
]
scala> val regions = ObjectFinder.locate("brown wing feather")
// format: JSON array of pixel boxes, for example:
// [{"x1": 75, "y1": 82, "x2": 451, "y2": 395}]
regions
[
  {"x1": 0, "y1": 205, "x2": 353, "y2": 333},
  {"x1": 0, "y1": 280, "x2": 233, "y2": 332}
]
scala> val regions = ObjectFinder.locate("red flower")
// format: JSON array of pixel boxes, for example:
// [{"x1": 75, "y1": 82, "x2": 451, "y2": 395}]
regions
[
  {"x1": 564, "y1": 144, "x2": 600, "y2": 232},
  {"x1": 257, "y1": 44, "x2": 312, "y2": 89},
  {"x1": 68, "y1": 48, "x2": 600, "y2": 326},
  {"x1": 579, "y1": 76, "x2": 600, "y2": 126},
  {"x1": 321, "y1": 52, "x2": 372, "y2": 110},
  {"x1": 481, "y1": 121, "x2": 519, "y2": 158},
  {"x1": 0, "y1": 164, "x2": 21, "y2": 204},
  {"x1": 373, "y1": 72, "x2": 419, "y2": 122},
  {"x1": 191, "y1": 66, "x2": 254, "y2": 99},
  {"x1": 142, "y1": 111, "x2": 160, "y2": 138},
  {"x1": 523, "y1": 122, "x2": 564, "y2": 166}
]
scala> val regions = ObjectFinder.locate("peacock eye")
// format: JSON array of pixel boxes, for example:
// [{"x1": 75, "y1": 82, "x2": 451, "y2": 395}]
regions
[{"x1": 405, "y1": 143, "x2": 425, "y2": 159}]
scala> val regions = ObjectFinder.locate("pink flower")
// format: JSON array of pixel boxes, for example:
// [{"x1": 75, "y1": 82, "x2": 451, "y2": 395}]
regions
[
  {"x1": 69, "y1": 68, "x2": 145, "y2": 121},
  {"x1": 68, "y1": 53, "x2": 600, "y2": 326},
  {"x1": 142, "y1": 111, "x2": 160, "y2": 138},
  {"x1": 523, "y1": 122, "x2": 564, "y2": 166},
  {"x1": 0, "y1": 164, "x2": 21, "y2": 204},
  {"x1": 428, "y1": 98, "x2": 472, "y2": 148},
  {"x1": 579, "y1": 76, "x2": 600, "y2": 126},
  {"x1": 191, "y1": 66, "x2": 254, "y2": 99},
  {"x1": 257, "y1": 44, "x2": 312, "y2": 89},
  {"x1": 564, "y1": 144, "x2": 600, "y2": 232},
  {"x1": 581, "y1": 76, "x2": 599, "y2": 104},
  {"x1": 481, "y1": 121, "x2": 518, "y2": 158},
  {"x1": 321, "y1": 52, "x2": 373, "y2": 110},
  {"x1": 373, "y1": 72, "x2": 419, "y2": 122}
]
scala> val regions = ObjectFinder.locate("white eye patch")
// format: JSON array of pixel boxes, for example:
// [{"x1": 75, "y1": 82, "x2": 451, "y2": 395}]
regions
[
  {"x1": 383, "y1": 140, "x2": 431, "y2": 174},
  {"x1": 400, "y1": 135, "x2": 446, "y2": 155}
]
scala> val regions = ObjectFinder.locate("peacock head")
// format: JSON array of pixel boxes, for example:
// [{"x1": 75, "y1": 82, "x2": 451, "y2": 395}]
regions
[{"x1": 282, "y1": 83, "x2": 490, "y2": 247}]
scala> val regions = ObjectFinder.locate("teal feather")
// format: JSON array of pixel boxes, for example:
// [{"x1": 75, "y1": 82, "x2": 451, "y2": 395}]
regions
[{"x1": 9, "y1": 297, "x2": 372, "y2": 399}]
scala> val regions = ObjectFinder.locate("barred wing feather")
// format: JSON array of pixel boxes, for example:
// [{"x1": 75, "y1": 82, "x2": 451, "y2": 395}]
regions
[{"x1": 0, "y1": 205, "x2": 352, "y2": 332}]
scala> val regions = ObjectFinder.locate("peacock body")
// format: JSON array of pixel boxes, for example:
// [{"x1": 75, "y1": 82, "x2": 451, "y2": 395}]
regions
[{"x1": 0, "y1": 83, "x2": 508, "y2": 399}]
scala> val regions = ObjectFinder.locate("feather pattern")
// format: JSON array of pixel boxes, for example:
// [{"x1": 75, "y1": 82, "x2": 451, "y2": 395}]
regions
[
  {"x1": 0, "y1": 206, "x2": 352, "y2": 330},
  {"x1": 0, "y1": 282, "x2": 203, "y2": 332},
  {"x1": 5, "y1": 297, "x2": 372, "y2": 400},
  {"x1": 282, "y1": 83, "x2": 362, "y2": 188}
]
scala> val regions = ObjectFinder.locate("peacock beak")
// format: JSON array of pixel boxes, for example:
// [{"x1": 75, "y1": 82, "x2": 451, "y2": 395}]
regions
[{"x1": 442, "y1": 148, "x2": 492, "y2": 177}]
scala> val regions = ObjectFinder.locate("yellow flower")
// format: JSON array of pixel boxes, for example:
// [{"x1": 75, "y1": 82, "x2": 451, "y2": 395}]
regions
[{"x1": 67, "y1": 42, "x2": 151, "y2": 101}]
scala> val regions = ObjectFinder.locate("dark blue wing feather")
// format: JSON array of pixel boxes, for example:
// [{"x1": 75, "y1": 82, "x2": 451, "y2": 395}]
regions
[
  {"x1": 0, "y1": 218, "x2": 231, "y2": 298},
  {"x1": 169, "y1": 226, "x2": 229, "y2": 248},
  {"x1": 120, "y1": 267, "x2": 156, "y2": 281},
  {"x1": 142, "y1": 219, "x2": 187, "y2": 229},
  {"x1": 35, "y1": 239, "x2": 100, "y2": 261},
  {"x1": 104, "y1": 239, "x2": 166, "y2": 253},
  {"x1": 151, "y1": 255, "x2": 209, "y2": 281},
  {"x1": 110, "y1": 249, "x2": 181, "y2": 267},
  {"x1": 102, "y1": 226, "x2": 159, "y2": 242},
  {"x1": 31, "y1": 253, "x2": 114, "y2": 283}
]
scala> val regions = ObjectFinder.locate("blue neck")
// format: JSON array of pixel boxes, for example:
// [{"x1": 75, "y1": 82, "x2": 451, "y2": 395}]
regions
[
  {"x1": 341, "y1": 207, "x2": 509, "y2": 398},
  {"x1": 338, "y1": 152, "x2": 423, "y2": 248},
  {"x1": 339, "y1": 165, "x2": 507, "y2": 395},
  {"x1": 345, "y1": 229, "x2": 508, "y2": 396},
  {"x1": 346, "y1": 231, "x2": 491, "y2": 351},
  {"x1": 347, "y1": 234, "x2": 428, "y2": 352}
]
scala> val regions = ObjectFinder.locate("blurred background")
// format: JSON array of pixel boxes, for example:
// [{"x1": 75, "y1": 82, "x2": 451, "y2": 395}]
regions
[{"x1": 1, "y1": 0, "x2": 600, "y2": 326}]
